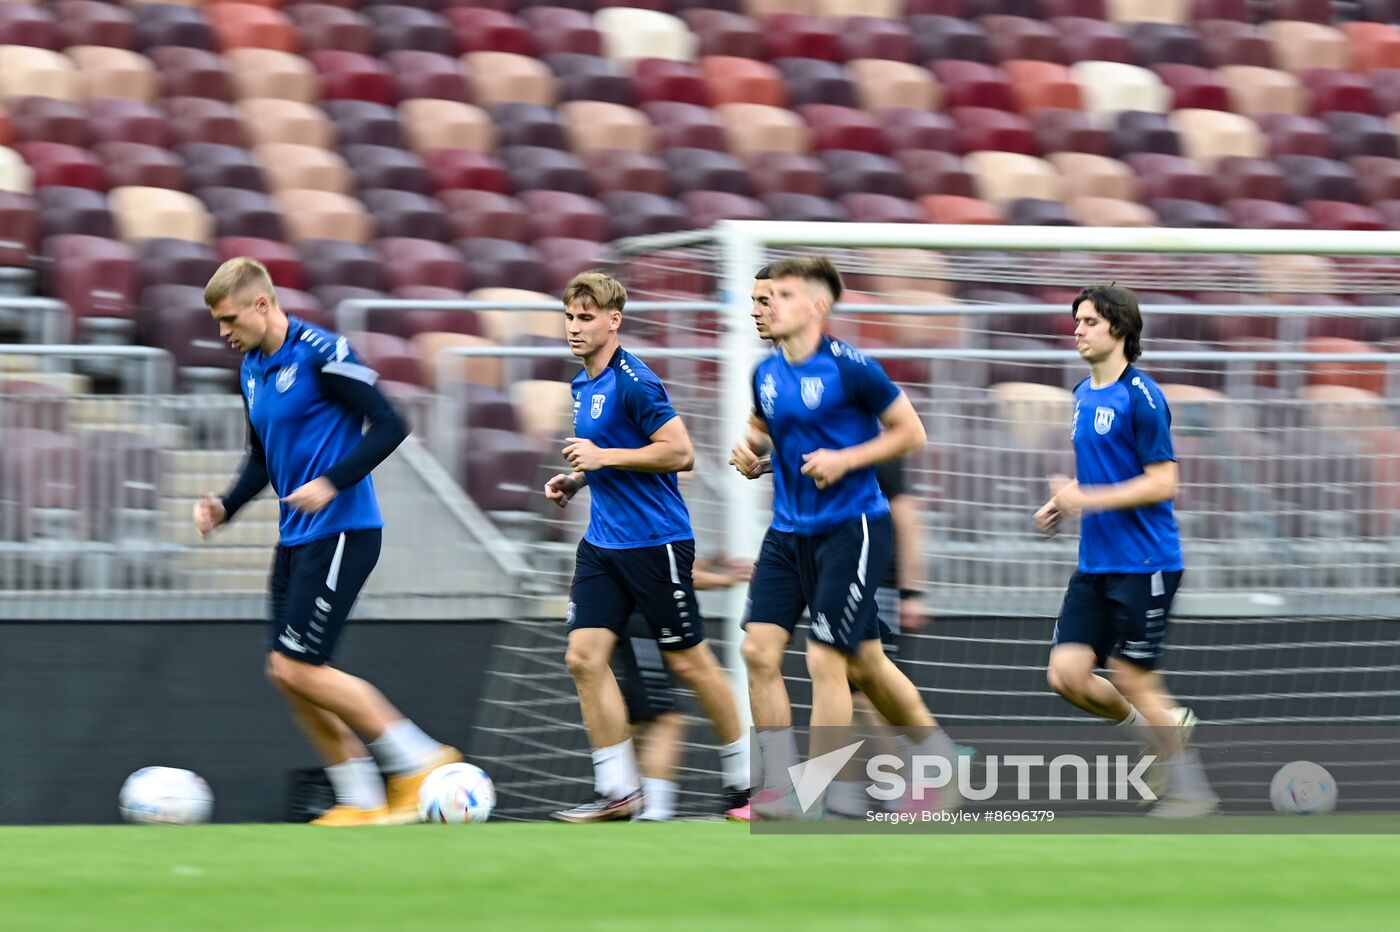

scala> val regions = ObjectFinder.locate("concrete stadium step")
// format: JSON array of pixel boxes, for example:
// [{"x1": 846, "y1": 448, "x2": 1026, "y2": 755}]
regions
[
  {"x1": 168, "y1": 450, "x2": 245, "y2": 473},
  {"x1": 177, "y1": 546, "x2": 272, "y2": 574},
  {"x1": 0, "y1": 370, "x2": 92, "y2": 393}
]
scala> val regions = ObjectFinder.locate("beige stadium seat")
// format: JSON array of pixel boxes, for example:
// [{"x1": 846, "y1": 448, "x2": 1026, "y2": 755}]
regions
[
  {"x1": 847, "y1": 60, "x2": 941, "y2": 112},
  {"x1": 991, "y1": 382, "x2": 1075, "y2": 445},
  {"x1": 1264, "y1": 21, "x2": 1352, "y2": 74},
  {"x1": 1297, "y1": 384, "x2": 1387, "y2": 431},
  {"x1": 225, "y1": 49, "x2": 322, "y2": 104},
  {"x1": 1171, "y1": 109, "x2": 1265, "y2": 167},
  {"x1": 559, "y1": 101, "x2": 655, "y2": 154},
  {"x1": 1105, "y1": 0, "x2": 1187, "y2": 24},
  {"x1": 1218, "y1": 66, "x2": 1306, "y2": 117},
  {"x1": 595, "y1": 8, "x2": 697, "y2": 63},
  {"x1": 110, "y1": 186, "x2": 213, "y2": 242},
  {"x1": 67, "y1": 47, "x2": 161, "y2": 103},
  {"x1": 0, "y1": 146, "x2": 34, "y2": 193},
  {"x1": 412, "y1": 332, "x2": 503, "y2": 389},
  {"x1": 469, "y1": 287, "x2": 562, "y2": 342},
  {"x1": 511, "y1": 380, "x2": 575, "y2": 442},
  {"x1": 815, "y1": 0, "x2": 900, "y2": 17},
  {"x1": 254, "y1": 144, "x2": 353, "y2": 195},
  {"x1": 1256, "y1": 254, "x2": 1335, "y2": 296},
  {"x1": 1070, "y1": 196, "x2": 1158, "y2": 226},
  {"x1": 462, "y1": 52, "x2": 559, "y2": 107},
  {"x1": 717, "y1": 103, "x2": 811, "y2": 155},
  {"x1": 966, "y1": 152, "x2": 1063, "y2": 206},
  {"x1": 274, "y1": 189, "x2": 372, "y2": 243},
  {"x1": 399, "y1": 99, "x2": 496, "y2": 154},
  {"x1": 1047, "y1": 153, "x2": 1140, "y2": 202},
  {"x1": 237, "y1": 98, "x2": 335, "y2": 148},
  {"x1": 741, "y1": 0, "x2": 817, "y2": 14},
  {"x1": 0, "y1": 46, "x2": 83, "y2": 102},
  {"x1": 1071, "y1": 61, "x2": 1169, "y2": 117}
]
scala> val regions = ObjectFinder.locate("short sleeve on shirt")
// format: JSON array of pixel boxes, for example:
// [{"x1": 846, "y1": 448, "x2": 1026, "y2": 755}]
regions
[
  {"x1": 837, "y1": 352, "x2": 900, "y2": 417},
  {"x1": 622, "y1": 370, "x2": 679, "y2": 438},
  {"x1": 1128, "y1": 375, "x2": 1175, "y2": 465}
]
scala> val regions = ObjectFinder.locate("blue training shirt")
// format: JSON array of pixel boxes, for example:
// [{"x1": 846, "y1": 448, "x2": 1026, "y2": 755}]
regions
[
  {"x1": 570, "y1": 347, "x2": 693, "y2": 549},
  {"x1": 240, "y1": 318, "x2": 385, "y2": 546},
  {"x1": 1070, "y1": 366, "x2": 1183, "y2": 574},
  {"x1": 754, "y1": 337, "x2": 901, "y2": 536}
]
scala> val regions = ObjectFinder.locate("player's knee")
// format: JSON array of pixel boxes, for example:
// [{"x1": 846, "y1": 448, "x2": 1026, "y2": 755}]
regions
[
  {"x1": 805, "y1": 642, "x2": 847, "y2": 682},
  {"x1": 1046, "y1": 663, "x2": 1087, "y2": 701},
  {"x1": 266, "y1": 651, "x2": 309, "y2": 693},
  {"x1": 741, "y1": 636, "x2": 781, "y2": 678},
  {"x1": 564, "y1": 643, "x2": 606, "y2": 680}
]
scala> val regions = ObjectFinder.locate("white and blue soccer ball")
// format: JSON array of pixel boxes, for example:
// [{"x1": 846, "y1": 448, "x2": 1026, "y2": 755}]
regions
[
  {"x1": 1269, "y1": 761, "x2": 1337, "y2": 815},
  {"x1": 418, "y1": 762, "x2": 495, "y2": 824},
  {"x1": 119, "y1": 766, "x2": 214, "y2": 824}
]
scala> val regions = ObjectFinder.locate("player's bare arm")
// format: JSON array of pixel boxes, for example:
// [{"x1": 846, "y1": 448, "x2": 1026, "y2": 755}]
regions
[
  {"x1": 729, "y1": 411, "x2": 772, "y2": 479},
  {"x1": 1050, "y1": 460, "x2": 1178, "y2": 515},
  {"x1": 564, "y1": 415, "x2": 694, "y2": 474},
  {"x1": 801, "y1": 392, "x2": 925, "y2": 490}
]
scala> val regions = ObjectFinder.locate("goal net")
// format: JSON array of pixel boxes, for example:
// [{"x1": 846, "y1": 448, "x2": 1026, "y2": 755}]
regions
[{"x1": 466, "y1": 223, "x2": 1400, "y2": 819}]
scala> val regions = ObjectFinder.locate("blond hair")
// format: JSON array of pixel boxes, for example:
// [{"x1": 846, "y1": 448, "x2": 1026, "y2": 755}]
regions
[
  {"x1": 767, "y1": 255, "x2": 844, "y2": 302},
  {"x1": 562, "y1": 270, "x2": 626, "y2": 313},
  {"x1": 204, "y1": 257, "x2": 278, "y2": 310}
]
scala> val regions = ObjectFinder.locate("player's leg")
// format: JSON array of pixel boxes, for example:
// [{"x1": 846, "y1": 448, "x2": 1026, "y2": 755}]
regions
[
  {"x1": 614, "y1": 612, "x2": 687, "y2": 821},
  {"x1": 1046, "y1": 572, "x2": 1134, "y2": 720},
  {"x1": 634, "y1": 713, "x2": 687, "y2": 821},
  {"x1": 554, "y1": 541, "x2": 641, "y2": 821},
  {"x1": 275, "y1": 684, "x2": 386, "y2": 821},
  {"x1": 264, "y1": 530, "x2": 458, "y2": 824}
]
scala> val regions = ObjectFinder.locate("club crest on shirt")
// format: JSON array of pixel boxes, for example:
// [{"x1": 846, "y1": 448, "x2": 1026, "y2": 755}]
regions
[
  {"x1": 275, "y1": 363, "x2": 297, "y2": 393},
  {"x1": 759, "y1": 373, "x2": 777, "y2": 418},
  {"x1": 1094, "y1": 405, "x2": 1115, "y2": 435},
  {"x1": 246, "y1": 376, "x2": 256, "y2": 407},
  {"x1": 591, "y1": 393, "x2": 606, "y2": 418},
  {"x1": 801, "y1": 377, "x2": 824, "y2": 410}
]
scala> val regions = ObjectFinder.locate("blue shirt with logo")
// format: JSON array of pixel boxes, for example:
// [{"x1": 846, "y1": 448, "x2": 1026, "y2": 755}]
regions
[
  {"x1": 238, "y1": 318, "x2": 385, "y2": 546},
  {"x1": 1071, "y1": 366, "x2": 1183, "y2": 574},
  {"x1": 753, "y1": 337, "x2": 901, "y2": 536},
  {"x1": 570, "y1": 347, "x2": 693, "y2": 549}
]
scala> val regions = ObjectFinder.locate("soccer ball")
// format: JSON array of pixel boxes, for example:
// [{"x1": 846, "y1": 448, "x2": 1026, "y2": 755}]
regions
[
  {"x1": 119, "y1": 766, "x2": 214, "y2": 824},
  {"x1": 417, "y1": 762, "x2": 495, "y2": 824},
  {"x1": 1269, "y1": 761, "x2": 1337, "y2": 815}
]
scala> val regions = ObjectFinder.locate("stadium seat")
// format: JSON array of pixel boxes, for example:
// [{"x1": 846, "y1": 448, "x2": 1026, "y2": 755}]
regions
[
  {"x1": 821, "y1": 149, "x2": 907, "y2": 197},
  {"x1": 520, "y1": 7, "x2": 601, "y2": 57},
  {"x1": 1052, "y1": 17, "x2": 1131, "y2": 64},
  {"x1": 595, "y1": 8, "x2": 697, "y2": 63},
  {"x1": 761, "y1": 13, "x2": 842, "y2": 62},
  {"x1": 582, "y1": 148, "x2": 670, "y2": 195},
  {"x1": 762, "y1": 192, "x2": 848, "y2": 222},
  {"x1": 237, "y1": 99, "x2": 334, "y2": 149},
  {"x1": 518, "y1": 190, "x2": 611, "y2": 242},
  {"x1": 511, "y1": 380, "x2": 575, "y2": 444},
  {"x1": 1214, "y1": 155, "x2": 1285, "y2": 202},
  {"x1": 1196, "y1": 19, "x2": 1273, "y2": 68},
  {"x1": 1072, "y1": 62, "x2": 1170, "y2": 117},
  {"x1": 681, "y1": 190, "x2": 769, "y2": 226},
  {"x1": 310, "y1": 50, "x2": 396, "y2": 106},
  {"x1": 67, "y1": 47, "x2": 160, "y2": 103},
  {"x1": 717, "y1": 102, "x2": 811, "y2": 154},
  {"x1": 840, "y1": 192, "x2": 923, "y2": 223},
  {"x1": 207, "y1": 3, "x2": 297, "y2": 54},
  {"x1": 302, "y1": 239, "x2": 385, "y2": 294},
  {"x1": 1302, "y1": 68, "x2": 1379, "y2": 117},
  {"x1": 0, "y1": 148, "x2": 33, "y2": 194},
  {"x1": 701, "y1": 56, "x2": 788, "y2": 107},
  {"x1": 1303, "y1": 200, "x2": 1386, "y2": 231},
  {"x1": 290, "y1": 4, "x2": 376, "y2": 57},
  {"x1": 746, "y1": 150, "x2": 828, "y2": 196},
  {"x1": 467, "y1": 287, "x2": 560, "y2": 344},
  {"x1": 910, "y1": 15, "x2": 994, "y2": 63},
  {"x1": 1104, "y1": 0, "x2": 1188, "y2": 23},
  {"x1": 839, "y1": 17, "x2": 915, "y2": 63},
  {"x1": 1149, "y1": 198, "x2": 1233, "y2": 227},
  {"x1": 180, "y1": 142, "x2": 265, "y2": 192},
  {"x1": 880, "y1": 107, "x2": 957, "y2": 153},
  {"x1": 931, "y1": 61, "x2": 1016, "y2": 113},
  {"x1": 1172, "y1": 109, "x2": 1265, "y2": 165},
  {"x1": 421, "y1": 149, "x2": 511, "y2": 194},
  {"x1": 198, "y1": 185, "x2": 283, "y2": 240},
  {"x1": 360, "y1": 188, "x2": 449, "y2": 242},
  {"x1": 950, "y1": 107, "x2": 1036, "y2": 155},
  {"x1": 367, "y1": 6, "x2": 454, "y2": 57},
  {"x1": 254, "y1": 143, "x2": 353, "y2": 195},
  {"x1": 445, "y1": 7, "x2": 534, "y2": 57},
  {"x1": 1005, "y1": 197, "x2": 1075, "y2": 224},
  {"x1": 1303, "y1": 339, "x2": 1387, "y2": 393},
  {"x1": 534, "y1": 237, "x2": 610, "y2": 293},
  {"x1": 226, "y1": 49, "x2": 322, "y2": 104},
  {"x1": 918, "y1": 193, "x2": 1002, "y2": 223},
  {"x1": 800, "y1": 104, "x2": 885, "y2": 153},
  {"x1": 1217, "y1": 65, "x2": 1305, "y2": 116},
  {"x1": 598, "y1": 190, "x2": 690, "y2": 237},
  {"x1": 384, "y1": 50, "x2": 471, "y2": 103},
  {"x1": 276, "y1": 188, "x2": 373, "y2": 243},
  {"x1": 501, "y1": 145, "x2": 591, "y2": 195},
  {"x1": 664, "y1": 147, "x2": 751, "y2": 194},
  {"x1": 323, "y1": 101, "x2": 407, "y2": 150},
  {"x1": 463, "y1": 51, "x2": 560, "y2": 108},
  {"x1": 1030, "y1": 108, "x2": 1112, "y2": 155},
  {"x1": 489, "y1": 102, "x2": 568, "y2": 150},
  {"x1": 1345, "y1": 22, "x2": 1400, "y2": 73},
  {"x1": 1263, "y1": 21, "x2": 1351, "y2": 74},
  {"x1": 36, "y1": 186, "x2": 113, "y2": 240},
  {"x1": 1153, "y1": 64, "x2": 1230, "y2": 111},
  {"x1": 1068, "y1": 195, "x2": 1157, "y2": 225},
  {"x1": 1351, "y1": 155, "x2": 1400, "y2": 204},
  {"x1": 0, "y1": 4, "x2": 59, "y2": 52},
  {"x1": 462, "y1": 428, "x2": 544, "y2": 512},
  {"x1": 1276, "y1": 154, "x2": 1361, "y2": 203},
  {"x1": 548, "y1": 53, "x2": 634, "y2": 106},
  {"x1": 413, "y1": 332, "x2": 503, "y2": 391},
  {"x1": 1115, "y1": 111, "x2": 1182, "y2": 156},
  {"x1": 0, "y1": 46, "x2": 83, "y2": 103},
  {"x1": 87, "y1": 99, "x2": 173, "y2": 149},
  {"x1": 456, "y1": 238, "x2": 548, "y2": 293},
  {"x1": 215, "y1": 235, "x2": 303, "y2": 290},
  {"x1": 53, "y1": 1, "x2": 137, "y2": 51},
  {"x1": 1323, "y1": 113, "x2": 1399, "y2": 161},
  {"x1": 1048, "y1": 152, "x2": 1140, "y2": 201},
  {"x1": 0, "y1": 190, "x2": 39, "y2": 266},
  {"x1": 983, "y1": 16, "x2": 1065, "y2": 64},
  {"x1": 967, "y1": 151, "x2": 1062, "y2": 206},
  {"x1": 439, "y1": 189, "x2": 529, "y2": 243},
  {"x1": 1126, "y1": 153, "x2": 1214, "y2": 202},
  {"x1": 640, "y1": 101, "x2": 729, "y2": 151},
  {"x1": 43, "y1": 233, "x2": 137, "y2": 325},
  {"x1": 1128, "y1": 22, "x2": 1205, "y2": 67},
  {"x1": 1258, "y1": 113, "x2": 1330, "y2": 159},
  {"x1": 847, "y1": 59, "x2": 939, "y2": 112},
  {"x1": 342, "y1": 144, "x2": 430, "y2": 194},
  {"x1": 559, "y1": 101, "x2": 654, "y2": 154},
  {"x1": 110, "y1": 185, "x2": 212, "y2": 241},
  {"x1": 375, "y1": 237, "x2": 467, "y2": 293},
  {"x1": 8, "y1": 97, "x2": 88, "y2": 148},
  {"x1": 14, "y1": 142, "x2": 105, "y2": 191},
  {"x1": 1002, "y1": 61, "x2": 1081, "y2": 112},
  {"x1": 895, "y1": 150, "x2": 974, "y2": 197},
  {"x1": 399, "y1": 100, "x2": 496, "y2": 154},
  {"x1": 148, "y1": 47, "x2": 234, "y2": 101},
  {"x1": 681, "y1": 9, "x2": 763, "y2": 60},
  {"x1": 773, "y1": 56, "x2": 856, "y2": 108}
]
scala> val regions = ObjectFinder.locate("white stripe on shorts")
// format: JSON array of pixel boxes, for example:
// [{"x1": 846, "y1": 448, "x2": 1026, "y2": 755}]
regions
[
  {"x1": 326, "y1": 533, "x2": 346, "y2": 592},
  {"x1": 857, "y1": 514, "x2": 869, "y2": 586},
  {"x1": 665, "y1": 543, "x2": 679, "y2": 584}
]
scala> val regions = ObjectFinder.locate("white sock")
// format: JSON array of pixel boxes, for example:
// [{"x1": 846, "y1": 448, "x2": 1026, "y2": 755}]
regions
[
  {"x1": 592, "y1": 739, "x2": 641, "y2": 798},
  {"x1": 719, "y1": 736, "x2": 750, "y2": 791},
  {"x1": 641, "y1": 777, "x2": 676, "y2": 820},
  {"x1": 758, "y1": 728, "x2": 799, "y2": 792},
  {"x1": 898, "y1": 729, "x2": 960, "y2": 799},
  {"x1": 1117, "y1": 705, "x2": 1159, "y2": 750},
  {"x1": 1166, "y1": 749, "x2": 1215, "y2": 800},
  {"x1": 325, "y1": 757, "x2": 386, "y2": 810},
  {"x1": 368, "y1": 720, "x2": 439, "y2": 775},
  {"x1": 826, "y1": 779, "x2": 868, "y2": 816}
]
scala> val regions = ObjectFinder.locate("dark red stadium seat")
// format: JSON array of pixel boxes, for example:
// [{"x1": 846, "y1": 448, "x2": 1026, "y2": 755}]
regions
[
  {"x1": 582, "y1": 148, "x2": 670, "y2": 195},
  {"x1": 680, "y1": 190, "x2": 768, "y2": 227},
  {"x1": 911, "y1": 16, "x2": 994, "y2": 64},
  {"x1": 1303, "y1": 200, "x2": 1387, "y2": 230},
  {"x1": 1154, "y1": 64, "x2": 1230, "y2": 111},
  {"x1": 840, "y1": 16, "x2": 914, "y2": 63},
  {"x1": 879, "y1": 107, "x2": 957, "y2": 153},
  {"x1": 821, "y1": 150, "x2": 908, "y2": 197},
  {"x1": 597, "y1": 191, "x2": 690, "y2": 237},
  {"x1": 87, "y1": 99, "x2": 174, "y2": 149},
  {"x1": 36, "y1": 186, "x2": 113, "y2": 240},
  {"x1": 148, "y1": 47, "x2": 234, "y2": 102},
  {"x1": 136, "y1": 237, "x2": 218, "y2": 290},
  {"x1": 44, "y1": 234, "x2": 136, "y2": 322},
  {"x1": 342, "y1": 144, "x2": 430, "y2": 194},
  {"x1": 1196, "y1": 20, "x2": 1273, "y2": 68},
  {"x1": 301, "y1": 239, "x2": 386, "y2": 293},
  {"x1": 1039, "y1": 0, "x2": 1107, "y2": 15},
  {"x1": 746, "y1": 151, "x2": 828, "y2": 197},
  {"x1": 840, "y1": 192, "x2": 923, "y2": 223},
  {"x1": 1351, "y1": 155, "x2": 1400, "y2": 204},
  {"x1": 1150, "y1": 198, "x2": 1234, "y2": 227},
  {"x1": 663, "y1": 147, "x2": 752, "y2": 195},
  {"x1": 53, "y1": 0, "x2": 137, "y2": 51},
  {"x1": 762, "y1": 192, "x2": 848, "y2": 223},
  {"x1": 1128, "y1": 22, "x2": 1205, "y2": 68},
  {"x1": 982, "y1": 15, "x2": 1064, "y2": 64},
  {"x1": 384, "y1": 50, "x2": 470, "y2": 103},
  {"x1": 1114, "y1": 111, "x2": 1181, "y2": 157},
  {"x1": 951, "y1": 107, "x2": 1036, "y2": 155},
  {"x1": 165, "y1": 98, "x2": 248, "y2": 148},
  {"x1": 931, "y1": 60, "x2": 1017, "y2": 112},
  {"x1": 446, "y1": 7, "x2": 534, "y2": 57},
  {"x1": 501, "y1": 145, "x2": 592, "y2": 195},
  {"x1": 9, "y1": 97, "x2": 88, "y2": 148},
  {"x1": 14, "y1": 142, "x2": 106, "y2": 190},
  {"x1": 519, "y1": 190, "x2": 611, "y2": 241},
  {"x1": 800, "y1": 104, "x2": 886, "y2": 153},
  {"x1": 179, "y1": 142, "x2": 266, "y2": 192},
  {"x1": 96, "y1": 142, "x2": 186, "y2": 191},
  {"x1": 639, "y1": 101, "x2": 728, "y2": 151},
  {"x1": 1126, "y1": 153, "x2": 1215, "y2": 202},
  {"x1": 965, "y1": 0, "x2": 1038, "y2": 15},
  {"x1": 1272, "y1": 0, "x2": 1332, "y2": 22},
  {"x1": 490, "y1": 102, "x2": 568, "y2": 150},
  {"x1": 520, "y1": 6, "x2": 601, "y2": 57},
  {"x1": 455, "y1": 237, "x2": 548, "y2": 292},
  {"x1": 761, "y1": 13, "x2": 843, "y2": 63},
  {"x1": 1373, "y1": 197, "x2": 1400, "y2": 226},
  {"x1": 463, "y1": 429, "x2": 544, "y2": 513},
  {"x1": 310, "y1": 50, "x2": 396, "y2": 106},
  {"x1": 0, "y1": 2, "x2": 59, "y2": 51},
  {"x1": 1226, "y1": 196, "x2": 1309, "y2": 226},
  {"x1": 1214, "y1": 155, "x2": 1284, "y2": 201},
  {"x1": 1323, "y1": 113, "x2": 1399, "y2": 161},
  {"x1": 215, "y1": 236, "x2": 304, "y2": 290},
  {"x1": 682, "y1": 9, "x2": 763, "y2": 59},
  {"x1": 290, "y1": 4, "x2": 375, "y2": 56},
  {"x1": 546, "y1": 53, "x2": 634, "y2": 106},
  {"x1": 630, "y1": 59, "x2": 706, "y2": 107},
  {"x1": 1030, "y1": 108, "x2": 1113, "y2": 155},
  {"x1": 375, "y1": 237, "x2": 468, "y2": 292},
  {"x1": 1276, "y1": 154, "x2": 1362, "y2": 203},
  {"x1": 439, "y1": 189, "x2": 531, "y2": 243},
  {"x1": 1258, "y1": 113, "x2": 1331, "y2": 158},
  {"x1": 422, "y1": 149, "x2": 512, "y2": 194},
  {"x1": 361, "y1": 188, "x2": 449, "y2": 242},
  {"x1": 774, "y1": 57, "x2": 856, "y2": 109},
  {"x1": 1190, "y1": 0, "x2": 1248, "y2": 18},
  {"x1": 895, "y1": 150, "x2": 976, "y2": 197},
  {"x1": 197, "y1": 186, "x2": 284, "y2": 240},
  {"x1": 1052, "y1": 18, "x2": 1132, "y2": 64},
  {"x1": 0, "y1": 191, "x2": 38, "y2": 269},
  {"x1": 1302, "y1": 68, "x2": 1379, "y2": 117},
  {"x1": 322, "y1": 100, "x2": 407, "y2": 149},
  {"x1": 534, "y1": 237, "x2": 610, "y2": 294}
]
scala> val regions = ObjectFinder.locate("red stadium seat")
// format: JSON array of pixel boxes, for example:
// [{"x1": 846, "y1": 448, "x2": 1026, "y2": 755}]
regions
[
  {"x1": 1052, "y1": 17, "x2": 1132, "y2": 64},
  {"x1": 761, "y1": 13, "x2": 843, "y2": 62},
  {"x1": 446, "y1": 8, "x2": 535, "y2": 57},
  {"x1": 290, "y1": 4, "x2": 376, "y2": 57},
  {"x1": 918, "y1": 194, "x2": 1003, "y2": 224},
  {"x1": 582, "y1": 148, "x2": 670, "y2": 195},
  {"x1": 216, "y1": 236, "x2": 304, "y2": 290},
  {"x1": 1351, "y1": 155, "x2": 1400, "y2": 204},
  {"x1": 149, "y1": 47, "x2": 235, "y2": 102},
  {"x1": 375, "y1": 237, "x2": 468, "y2": 292},
  {"x1": 439, "y1": 189, "x2": 531, "y2": 243},
  {"x1": 1214, "y1": 155, "x2": 1285, "y2": 202},
  {"x1": 746, "y1": 151, "x2": 828, "y2": 197},
  {"x1": 14, "y1": 142, "x2": 106, "y2": 190},
  {"x1": 640, "y1": 102, "x2": 728, "y2": 151},
  {"x1": 682, "y1": 9, "x2": 763, "y2": 60},
  {"x1": 310, "y1": 51, "x2": 396, "y2": 106},
  {"x1": 520, "y1": 7, "x2": 602, "y2": 57},
  {"x1": 880, "y1": 107, "x2": 958, "y2": 153},
  {"x1": 895, "y1": 150, "x2": 976, "y2": 197},
  {"x1": 0, "y1": 3, "x2": 60, "y2": 51},
  {"x1": 1196, "y1": 20, "x2": 1273, "y2": 68},
  {"x1": 1126, "y1": 153, "x2": 1215, "y2": 202},
  {"x1": 519, "y1": 190, "x2": 611, "y2": 242},
  {"x1": 1030, "y1": 108, "x2": 1112, "y2": 155},
  {"x1": 930, "y1": 61, "x2": 1017, "y2": 112},
  {"x1": 1003, "y1": 61, "x2": 1082, "y2": 112},
  {"x1": 800, "y1": 104, "x2": 887, "y2": 153},
  {"x1": 982, "y1": 15, "x2": 1065, "y2": 64},
  {"x1": 1154, "y1": 64, "x2": 1230, "y2": 111},
  {"x1": 840, "y1": 17, "x2": 915, "y2": 63},
  {"x1": 951, "y1": 107, "x2": 1036, "y2": 155},
  {"x1": 98, "y1": 142, "x2": 186, "y2": 191},
  {"x1": 422, "y1": 149, "x2": 512, "y2": 194},
  {"x1": 632, "y1": 59, "x2": 709, "y2": 107},
  {"x1": 1303, "y1": 200, "x2": 1386, "y2": 230},
  {"x1": 385, "y1": 51, "x2": 471, "y2": 103},
  {"x1": 54, "y1": 0, "x2": 137, "y2": 51}
]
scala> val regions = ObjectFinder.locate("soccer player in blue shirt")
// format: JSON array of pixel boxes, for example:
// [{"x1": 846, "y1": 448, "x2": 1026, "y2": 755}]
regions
[
  {"x1": 543, "y1": 271, "x2": 748, "y2": 822},
  {"x1": 731, "y1": 256, "x2": 960, "y2": 817},
  {"x1": 193, "y1": 258, "x2": 459, "y2": 826},
  {"x1": 1034, "y1": 284, "x2": 1217, "y2": 818}
]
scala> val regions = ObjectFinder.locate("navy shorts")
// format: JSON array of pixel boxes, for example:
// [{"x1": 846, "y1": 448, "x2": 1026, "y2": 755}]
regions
[
  {"x1": 568, "y1": 538, "x2": 705, "y2": 650},
  {"x1": 613, "y1": 611, "x2": 678, "y2": 724},
  {"x1": 268, "y1": 528, "x2": 381, "y2": 665},
  {"x1": 797, "y1": 512, "x2": 894, "y2": 655},
  {"x1": 742, "y1": 527, "x2": 805, "y2": 634},
  {"x1": 874, "y1": 585, "x2": 903, "y2": 662},
  {"x1": 1052, "y1": 569, "x2": 1183, "y2": 671}
]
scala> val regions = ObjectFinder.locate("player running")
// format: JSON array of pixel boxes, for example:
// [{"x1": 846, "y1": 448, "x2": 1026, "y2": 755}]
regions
[
  {"x1": 1034, "y1": 284, "x2": 1218, "y2": 818},
  {"x1": 194, "y1": 258, "x2": 458, "y2": 826}
]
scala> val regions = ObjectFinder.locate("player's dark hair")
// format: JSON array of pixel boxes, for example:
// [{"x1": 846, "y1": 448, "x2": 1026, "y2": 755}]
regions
[
  {"x1": 768, "y1": 256, "x2": 844, "y2": 303},
  {"x1": 1072, "y1": 284, "x2": 1142, "y2": 362},
  {"x1": 755, "y1": 264, "x2": 773, "y2": 280}
]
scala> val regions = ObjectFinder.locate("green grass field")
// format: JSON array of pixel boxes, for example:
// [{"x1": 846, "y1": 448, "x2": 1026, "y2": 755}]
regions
[{"x1": 2, "y1": 821, "x2": 1395, "y2": 932}]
